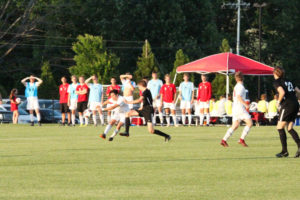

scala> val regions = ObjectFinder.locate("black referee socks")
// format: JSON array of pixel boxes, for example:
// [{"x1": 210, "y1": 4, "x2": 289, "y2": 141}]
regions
[
  {"x1": 278, "y1": 129, "x2": 288, "y2": 152},
  {"x1": 288, "y1": 129, "x2": 300, "y2": 148},
  {"x1": 125, "y1": 117, "x2": 130, "y2": 133},
  {"x1": 154, "y1": 130, "x2": 169, "y2": 138}
]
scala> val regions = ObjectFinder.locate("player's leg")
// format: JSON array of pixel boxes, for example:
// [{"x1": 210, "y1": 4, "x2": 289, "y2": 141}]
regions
[
  {"x1": 165, "y1": 107, "x2": 171, "y2": 127},
  {"x1": 107, "y1": 111, "x2": 111, "y2": 124},
  {"x1": 287, "y1": 121, "x2": 300, "y2": 158},
  {"x1": 71, "y1": 109, "x2": 76, "y2": 126},
  {"x1": 120, "y1": 110, "x2": 139, "y2": 136},
  {"x1": 67, "y1": 109, "x2": 71, "y2": 125},
  {"x1": 109, "y1": 121, "x2": 124, "y2": 141},
  {"x1": 221, "y1": 119, "x2": 240, "y2": 147},
  {"x1": 100, "y1": 119, "x2": 117, "y2": 139},
  {"x1": 204, "y1": 107, "x2": 210, "y2": 126},
  {"x1": 158, "y1": 105, "x2": 164, "y2": 126},
  {"x1": 238, "y1": 118, "x2": 253, "y2": 147},
  {"x1": 61, "y1": 112, "x2": 66, "y2": 125},
  {"x1": 29, "y1": 109, "x2": 34, "y2": 126},
  {"x1": 97, "y1": 105, "x2": 104, "y2": 125},
  {"x1": 35, "y1": 108, "x2": 41, "y2": 126},
  {"x1": 92, "y1": 110, "x2": 97, "y2": 126},
  {"x1": 181, "y1": 108, "x2": 186, "y2": 125},
  {"x1": 199, "y1": 105, "x2": 205, "y2": 126},
  {"x1": 147, "y1": 122, "x2": 171, "y2": 142},
  {"x1": 171, "y1": 108, "x2": 178, "y2": 127},
  {"x1": 275, "y1": 120, "x2": 289, "y2": 157}
]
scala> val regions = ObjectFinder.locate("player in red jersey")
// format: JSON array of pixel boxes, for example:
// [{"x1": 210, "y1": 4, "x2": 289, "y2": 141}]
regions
[
  {"x1": 76, "y1": 76, "x2": 89, "y2": 126},
  {"x1": 9, "y1": 88, "x2": 20, "y2": 124},
  {"x1": 106, "y1": 77, "x2": 121, "y2": 123},
  {"x1": 59, "y1": 76, "x2": 70, "y2": 126},
  {"x1": 197, "y1": 74, "x2": 212, "y2": 126},
  {"x1": 160, "y1": 74, "x2": 178, "y2": 127}
]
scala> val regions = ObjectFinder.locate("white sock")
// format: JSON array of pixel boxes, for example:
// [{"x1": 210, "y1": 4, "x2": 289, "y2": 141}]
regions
[
  {"x1": 182, "y1": 114, "x2": 186, "y2": 125},
  {"x1": 200, "y1": 114, "x2": 204, "y2": 125},
  {"x1": 104, "y1": 124, "x2": 112, "y2": 135},
  {"x1": 152, "y1": 114, "x2": 156, "y2": 125},
  {"x1": 85, "y1": 117, "x2": 89, "y2": 125},
  {"x1": 72, "y1": 114, "x2": 76, "y2": 125},
  {"x1": 100, "y1": 114, "x2": 104, "y2": 125},
  {"x1": 206, "y1": 113, "x2": 210, "y2": 125},
  {"x1": 37, "y1": 113, "x2": 41, "y2": 122},
  {"x1": 79, "y1": 115, "x2": 83, "y2": 125},
  {"x1": 188, "y1": 115, "x2": 192, "y2": 125},
  {"x1": 111, "y1": 129, "x2": 119, "y2": 138},
  {"x1": 159, "y1": 112, "x2": 163, "y2": 124},
  {"x1": 30, "y1": 114, "x2": 34, "y2": 122},
  {"x1": 107, "y1": 115, "x2": 111, "y2": 123},
  {"x1": 166, "y1": 115, "x2": 170, "y2": 126},
  {"x1": 241, "y1": 126, "x2": 251, "y2": 140},
  {"x1": 92, "y1": 114, "x2": 97, "y2": 125},
  {"x1": 223, "y1": 128, "x2": 234, "y2": 141},
  {"x1": 172, "y1": 115, "x2": 177, "y2": 126}
]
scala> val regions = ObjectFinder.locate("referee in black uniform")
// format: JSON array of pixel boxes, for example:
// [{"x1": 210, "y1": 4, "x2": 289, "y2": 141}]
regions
[
  {"x1": 273, "y1": 67, "x2": 300, "y2": 158},
  {"x1": 120, "y1": 80, "x2": 171, "y2": 142}
]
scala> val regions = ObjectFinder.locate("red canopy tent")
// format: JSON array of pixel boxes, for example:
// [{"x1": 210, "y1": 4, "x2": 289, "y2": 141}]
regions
[{"x1": 175, "y1": 52, "x2": 274, "y2": 97}]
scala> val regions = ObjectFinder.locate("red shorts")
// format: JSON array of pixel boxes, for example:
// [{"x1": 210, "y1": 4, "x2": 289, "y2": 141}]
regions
[{"x1": 11, "y1": 103, "x2": 18, "y2": 111}]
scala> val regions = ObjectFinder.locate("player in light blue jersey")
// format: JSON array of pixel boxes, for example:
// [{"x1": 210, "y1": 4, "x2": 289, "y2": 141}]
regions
[
  {"x1": 178, "y1": 73, "x2": 194, "y2": 126},
  {"x1": 147, "y1": 71, "x2": 164, "y2": 125},
  {"x1": 21, "y1": 75, "x2": 43, "y2": 126},
  {"x1": 68, "y1": 75, "x2": 79, "y2": 126},
  {"x1": 85, "y1": 75, "x2": 104, "y2": 126}
]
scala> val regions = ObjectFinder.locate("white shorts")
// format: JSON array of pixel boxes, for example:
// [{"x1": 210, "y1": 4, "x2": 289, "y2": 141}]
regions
[
  {"x1": 199, "y1": 101, "x2": 210, "y2": 109},
  {"x1": 27, "y1": 97, "x2": 39, "y2": 110},
  {"x1": 69, "y1": 99, "x2": 77, "y2": 110},
  {"x1": 106, "y1": 102, "x2": 114, "y2": 108},
  {"x1": 124, "y1": 96, "x2": 133, "y2": 109},
  {"x1": 89, "y1": 102, "x2": 102, "y2": 111},
  {"x1": 111, "y1": 112, "x2": 126, "y2": 123},
  {"x1": 163, "y1": 102, "x2": 175, "y2": 110},
  {"x1": 153, "y1": 99, "x2": 162, "y2": 108},
  {"x1": 180, "y1": 100, "x2": 192, "y2": 109},
  {"x1": 232, "y1": 110, "x2": 251, "y2": 122}
]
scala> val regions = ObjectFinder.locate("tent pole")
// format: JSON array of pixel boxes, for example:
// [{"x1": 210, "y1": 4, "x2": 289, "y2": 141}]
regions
[
  {"x1": 173, "y1": 73, "x2": 177, "y2": 84},
  {"x1": 226, "y1": 73, "x2": 229, "y2": 100}
]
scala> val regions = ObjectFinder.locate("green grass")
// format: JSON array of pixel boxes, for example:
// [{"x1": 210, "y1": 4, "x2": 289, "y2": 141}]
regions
[{"x1": 0, "y1": 124, "x2": 300, "y2": 200}]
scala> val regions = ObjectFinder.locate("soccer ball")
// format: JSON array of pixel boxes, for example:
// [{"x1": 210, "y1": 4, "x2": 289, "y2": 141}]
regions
[
  {"x1": 16, "y1": 98, "x2": 21, "y2": 104},
  {"x1": 83, "y1": 109, "x2": 92, "y2": 118}
]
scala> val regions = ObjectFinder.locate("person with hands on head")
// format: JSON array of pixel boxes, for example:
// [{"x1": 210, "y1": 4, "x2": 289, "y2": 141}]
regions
[
  {"x1": 21, "y1": 75, "x2": 43, "y2": 126},
  {"x1": 120, "y1": 73, "x2": 136, "y2": 109},
  {"x1": 85, "y1": 75, "x2": 104, "y2": 126}
]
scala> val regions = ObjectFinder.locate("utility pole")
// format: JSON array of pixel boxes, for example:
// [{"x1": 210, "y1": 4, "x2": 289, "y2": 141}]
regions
[
  {"x1": 222, "y1": 0, "x2": 250, "y2": 55},
  {"x1": 254, "y1": 3, "x2": 267, "y2": 98}
]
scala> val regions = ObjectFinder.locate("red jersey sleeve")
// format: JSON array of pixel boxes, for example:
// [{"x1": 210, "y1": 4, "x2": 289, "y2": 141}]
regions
[
  {"x1": 160, "y1": 85, "x2": 165, "y2": 95},
  {"x1": 172, "y1": 84, "x2": 177, "y2": 94},
  {"x1": 207, "y1": 82, "x2": 212, "y2": 100},
  {"x1": 76, "y1": 85, "x2": 80, "y2": 91},
  {"x1": 106, "y1": 86, "x2": 111, "y2": 96}
]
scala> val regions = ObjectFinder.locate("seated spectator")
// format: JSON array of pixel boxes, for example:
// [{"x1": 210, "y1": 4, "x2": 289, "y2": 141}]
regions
[
  {"x1": 225, "y1": 95, "x2": 232, "y2": 116},
  {"x1": 266, "y1": 94, "x2": 278, "y2": 119},
  {"x1": 257, "y1": 94, "x2": 268, "y2": 113},
  {"x1": 217, "y1": 95, "x2": 226, "y2": 116},
  {"x1": 209, "y1": 96, "x2": 216, "y2": 114}
]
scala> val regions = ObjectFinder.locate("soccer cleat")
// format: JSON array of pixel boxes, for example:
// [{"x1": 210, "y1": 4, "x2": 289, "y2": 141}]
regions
[
  {"x1": 99, "y1": 134, "x2": 106, "y2": 140},
  {"x1": 30, "y1": 122, "x2": 34, "y2": 126},
  {"x1": 294, "y1": 149, "x2": 300, "y2": 158},
  {"x1": 276, "y1": 151, "x2": 289, "y2": 158},
  {"x1": 238, "y1": 139, "x2": 248, "y2": 147},
  {"x1": 220, "y1": 140, "x2": 229, "y2": 147},
  {"x1": 206, "y1": 124, "x2": 210, "y2": 127},
  {"x1": 120, "y1": 132, "x2": 130, "y2": 137},
  {"x1": 108, "y1": 137, "x2": 114, "y2": 142},
  {"x1": 165, "y1": 135, "x2": 171, "y2": 142}
]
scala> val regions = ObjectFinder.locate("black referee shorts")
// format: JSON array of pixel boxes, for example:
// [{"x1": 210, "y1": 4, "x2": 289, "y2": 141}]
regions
[
  {"x1": 136, "y1": 106, "x2": 154, "y2": 123},
  {"x1": 279, "y1": 103, "x2": 299, "y2": 122},
  {"x1": 60, "y1": 103, "x2": 70, "y2": 113},
  {"x1": 77, "y1": 101, "x2": 88, "y2": 113}
]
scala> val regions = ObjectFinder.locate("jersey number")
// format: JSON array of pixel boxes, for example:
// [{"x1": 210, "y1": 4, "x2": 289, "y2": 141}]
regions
[{"x1": 285, "y1": 82, "x2": 295, "y2": 92}]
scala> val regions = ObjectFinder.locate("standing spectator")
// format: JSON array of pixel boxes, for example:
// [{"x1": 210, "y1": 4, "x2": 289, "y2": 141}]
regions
[
  {"x1": 21, "y1": 75, "x2": 43, "y2": 126},
  {"x1": 68, "y1": 75, "x2": 79, "y2": 126},
  {"x1": 106, "y1": 77, "x2": 121, "y2": 123},
  {"x1": 9, "y1": 88, "x2": 20, "y2": 124},
  {"x1": 147, "y1": 71, "x2": 164, "y2": 125},
  {"x1": 197, "y1": 74, "x2": 212, "y2": 126},
  {"x1": 178, "y1": 73, "x2": 194, "y2": 126},
  {"x1": 76, "y1": 76, "x2": 89, "y2": 127},
  {"x1": 257, "y1": 94, "x2": 268, "y2": 113},
  {"x1": 120, "y1": 73, "x2": 136, "y2": 109},
  {"x1": 85, "y1": 75, "x2": 104, "y2": 126},
  {"x1": 59, "y1": 76, "x2": 70, "y2": 126},
  {"x1": 160, "y1": 74, "x2": 178, "y2": 127}
]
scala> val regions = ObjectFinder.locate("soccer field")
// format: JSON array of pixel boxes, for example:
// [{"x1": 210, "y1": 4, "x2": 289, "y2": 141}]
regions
[{"x1": 0, "y1": 125, "x2": 299, "y2": 200}]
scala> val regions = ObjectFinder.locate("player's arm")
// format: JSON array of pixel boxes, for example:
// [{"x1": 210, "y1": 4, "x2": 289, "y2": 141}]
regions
[
  {"x1": 102, "y1": 99, "x2": 110, "y2": 107},
  {"x1": 191, "y1": 87, "x2": 195, "y2": 104},
  {"x1": 21, "y1": 77, "x2": 30, "y2": 86},
  {"x1": 277, "y1": 86, "x2": 285, "y2": 106},
  {"x1": 207, "y1": 83, "x2": 212, "y2": 102},
  {"x1": 120, "y1": 74, "x2": 130, "y2": 81},
  {"x1": 35, "y1": 77, "x2": 43, "y2": 85},
  {"x1": 103, "y1": 103, "x2": 120, "y2": 111},
  {"x1": 197, "y1": 84, "x2": 201, "y2": 102},
  {"x1": 125, "y1": 96, "x2": 143, "y2": 104},
  {"x1": 237, "y1": 94, "x2": 249, "y2": 109},
  {"x1": 101, "y1": 89, "x2": 104, "y2": 104},
  {"x1": 173, "y1": 85, "x2": 177, "y2": 104}
]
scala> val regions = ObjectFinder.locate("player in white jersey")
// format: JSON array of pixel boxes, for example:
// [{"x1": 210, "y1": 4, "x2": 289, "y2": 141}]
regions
[
  {"x1": 21, "y1": 75, "x2": 43, "y2": 126},
  {"x1": 85, "y1": 75, "x2": 104, "y2": 126},
  {"x1": 179, "y1": 73, "x2": 194, "y2": 126},
  {"x1": 147, "y1": 71, "x2": 163, "y2": 125},
  {"x1": 100, "y1": 90, "x2": 130, "y2": 141},
  {"x1": 221, "y1": 72, "x2": 252, "y2": 147}
]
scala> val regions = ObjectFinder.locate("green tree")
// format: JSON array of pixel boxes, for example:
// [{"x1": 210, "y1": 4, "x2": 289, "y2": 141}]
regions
[
  {"x1": 135, "y1": 40, "x2": 158, "y2": 81},
  {"x1": 39, "y1": 61, "x2": 58, "y2": 99},
  {"x1": 211, "y1": 39, "x2": 235, "y2": 98},
  {"x1": 69, "y1": 34, "x2": 120, "y2": 83},
  {"x1": 170, "y1": 49, "x2": 190, "y2": 85}
]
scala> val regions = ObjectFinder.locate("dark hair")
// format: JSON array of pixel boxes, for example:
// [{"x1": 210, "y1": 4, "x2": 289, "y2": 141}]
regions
[
  {"x1": 125, "y1": 72, "x2": 131, "y2": 75},
  {"x1": 111, "y1": 77, "x2": 116, "y2": 80},
  {"x1": 152, "y1": 71, "x2": 157, "y2": 74},
  {"x1": 184, "y1": 73, "x2": 189, "y2": 77},
  {"x1": 273, "y1": 67, "x2": 285, "y2": 78},
  {"x1": 9, "y1": 88, "x2": 17, "y2": 100},
  {"x1": 138, "y1": 80, "x2": 147, "y2": 87},
  {"x1": 109, "y1": 89, "x2": 119, "y2": 95},
  {"x1": 235, "y1": 71, "x2": 244, "y2": 81}
]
